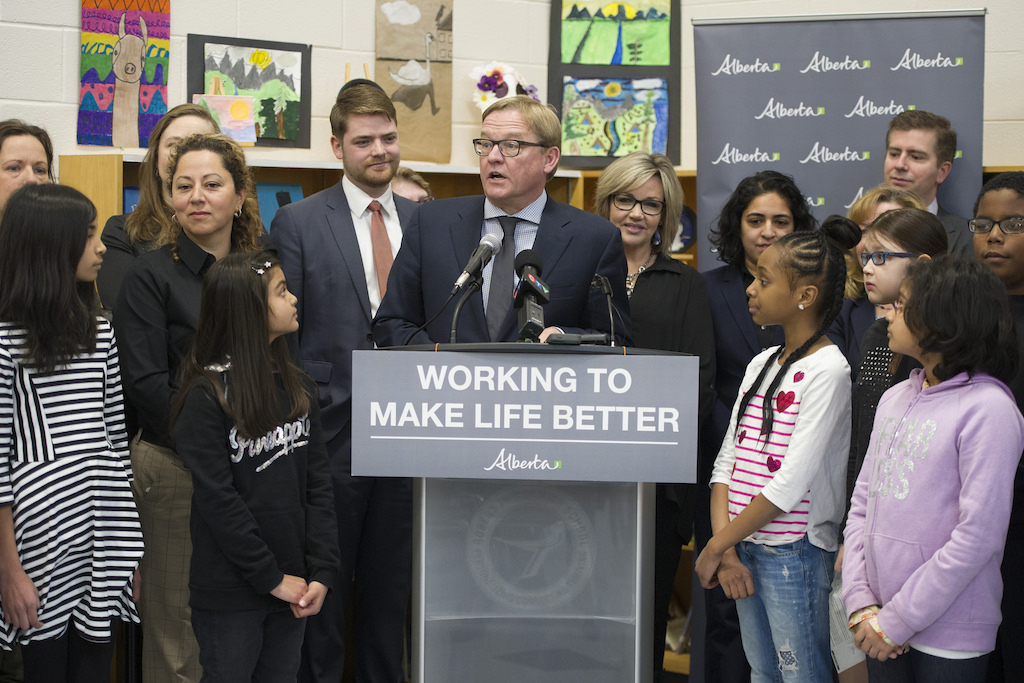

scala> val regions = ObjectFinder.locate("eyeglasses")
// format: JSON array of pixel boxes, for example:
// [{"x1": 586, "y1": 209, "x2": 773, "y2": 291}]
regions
[
  {"x1": 472, "y1": 138, "x2": 547, "y2": 157},
  {"x1": 892, "y1": 299, "x2": 906, "y2": 314},
  {"x1": 611, "y1": 194, "x2": 665, "y2": 216},
  {"x1": 417, "y1": 195, "x2": 435, "y2": 204},
  {"x1": 860, "y1": 251, "x2": 919, "y2": 267},
  {"x1": 968, "y1": 217, "x2": 1024, "y2": 234}
]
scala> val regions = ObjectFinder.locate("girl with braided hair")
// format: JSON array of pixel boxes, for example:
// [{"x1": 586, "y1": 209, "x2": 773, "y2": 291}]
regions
[{"x1": 696, "y1": 215, "x2": 860, "y2": 682}]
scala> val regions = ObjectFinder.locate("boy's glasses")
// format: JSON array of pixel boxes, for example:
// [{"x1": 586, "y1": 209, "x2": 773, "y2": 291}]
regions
[
  {"x1": 968, "y1": 218, "x2": 1024, "y2": 234},
  {"x1": 860, "y1": 251, "x2": 919, "y2": 266}
]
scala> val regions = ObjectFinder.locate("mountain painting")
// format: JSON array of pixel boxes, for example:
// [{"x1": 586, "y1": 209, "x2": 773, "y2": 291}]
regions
[{"x1": 561, "y1": 1, "x2": 671, "y2": 66}]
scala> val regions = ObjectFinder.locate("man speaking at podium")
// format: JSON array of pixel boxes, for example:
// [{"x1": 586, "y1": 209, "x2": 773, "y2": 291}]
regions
[{"x1": 373, "y1": 95, "x2": 632, "y2": 347}]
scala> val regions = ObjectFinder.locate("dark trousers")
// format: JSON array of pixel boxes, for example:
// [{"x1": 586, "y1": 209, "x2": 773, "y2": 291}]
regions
[
  {"x1": 192, "y1": 604, "x2": 306, "y2": 683},
  {"x1": 987, "y1": 535, "x2": 1024, "y2": 682},
  {"x1": 867, "y1": 649, "x2": 989, "y2": 683},
  {"x1": 654, "y1": 484, "x2": 688, "y2": 680},
  {"x1": 21, "y1": 623, "x2": 117, "y2": 683},
  {"x1": 691, "y1": 427, "x2": 751, "y2": 683},
  {"x1": 299, "y1": 471, "x2": 412, "y2": 683}
]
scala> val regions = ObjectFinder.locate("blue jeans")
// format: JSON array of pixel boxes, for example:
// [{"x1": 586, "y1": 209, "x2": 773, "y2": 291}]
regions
[
  {"x1": 192, "y1": 603, "x2": 307, "y2": 683},
  {"x1": 734, "y1": 536, "x2": 835, "y2": 683}
]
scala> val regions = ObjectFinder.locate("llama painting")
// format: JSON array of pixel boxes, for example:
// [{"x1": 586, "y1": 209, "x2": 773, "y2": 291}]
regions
[
  {"x1": 112, "y1": 13, "x2": 147, "y2": 148},
  {"x1": 78, "y1": 0, "x2": 169, "y2": 147}
]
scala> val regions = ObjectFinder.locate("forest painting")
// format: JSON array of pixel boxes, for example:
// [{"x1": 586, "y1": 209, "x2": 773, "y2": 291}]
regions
[{"x1": 187, "y1": 35, "x2": 312, "y2": 148}]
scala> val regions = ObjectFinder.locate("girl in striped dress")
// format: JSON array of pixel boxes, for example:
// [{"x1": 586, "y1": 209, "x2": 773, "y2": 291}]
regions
[
  {"x1": 0, "y1": 184, "x2": 143, "y2": 682},
  {"x1": 696, "y1": 215, "x2": 860, "y2": 682}
]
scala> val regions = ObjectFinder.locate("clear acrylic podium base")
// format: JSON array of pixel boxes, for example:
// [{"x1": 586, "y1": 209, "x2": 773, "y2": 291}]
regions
[{"x1": 412, "y1": 478, "x2": 655, "y2": 683}]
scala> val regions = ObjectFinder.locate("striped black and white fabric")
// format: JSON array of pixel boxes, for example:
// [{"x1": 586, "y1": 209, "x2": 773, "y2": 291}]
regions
[{"x1": 0, "y1": 318, "x2": 143, "y2": 646}]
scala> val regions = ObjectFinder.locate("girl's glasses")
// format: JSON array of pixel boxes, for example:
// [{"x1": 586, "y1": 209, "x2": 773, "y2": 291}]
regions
[{"x1": 860, "y1": 251, "x2": 919, "y2": 266}]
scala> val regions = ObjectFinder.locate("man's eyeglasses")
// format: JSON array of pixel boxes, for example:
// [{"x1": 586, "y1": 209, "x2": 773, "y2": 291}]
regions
[
  {"x1": 611, "y1": 194, "x2": 665, "y2": 216},
  {"x1": 860, "y1": 251, "x2": 919, "y2": 267},
  {"x1": 416, "y1": 195, "x2": 435, "y2": 205},
  {"x1": 472, "y1": 138, "x2": 547, "y2": 157},
  {"x1": 968, "y1": 218, "x2": 1024, "y2": 234}
]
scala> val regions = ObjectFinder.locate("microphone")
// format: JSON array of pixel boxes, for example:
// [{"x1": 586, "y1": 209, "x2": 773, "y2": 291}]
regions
[
  {"x1": 452, "y1": 233, "x2": 502, "y2": 294},
  {"x1": 513, "y1": 250, "x2": 549, "y2": 342}
]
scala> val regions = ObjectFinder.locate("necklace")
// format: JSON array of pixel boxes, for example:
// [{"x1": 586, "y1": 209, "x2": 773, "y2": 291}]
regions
[{"x1": 625, "y1": 253, "x2": 655, "y2": 299}]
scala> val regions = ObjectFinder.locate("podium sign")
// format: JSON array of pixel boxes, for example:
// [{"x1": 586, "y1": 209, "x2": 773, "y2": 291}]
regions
[{"x1": 351, "y1": 350, "x2": 698, "y2": 482}]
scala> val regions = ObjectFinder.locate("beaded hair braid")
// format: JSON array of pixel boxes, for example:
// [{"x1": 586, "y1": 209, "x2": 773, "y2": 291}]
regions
[{"x1": 735, "y1": 216, "x2": 860, "y2": 448}]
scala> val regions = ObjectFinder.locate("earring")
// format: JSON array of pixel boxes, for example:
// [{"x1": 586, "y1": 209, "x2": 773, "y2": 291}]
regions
[
  {"x1": 798, "y1": 304, "x2": 805, "y2": 310},
  {"x1": 652, "y1": 230, "x2": 662, "y2": 247},
  {"x1": 233, "y1": 208, "x2": 242, "y2": 218}
]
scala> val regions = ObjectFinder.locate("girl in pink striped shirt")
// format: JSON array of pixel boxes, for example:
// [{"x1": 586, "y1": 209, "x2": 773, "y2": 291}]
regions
[{"x1": 696, "y1": 215, "x2": 859, "y2": 682}]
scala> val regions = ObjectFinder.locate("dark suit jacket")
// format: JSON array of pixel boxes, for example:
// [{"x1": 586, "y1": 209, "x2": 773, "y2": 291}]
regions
[
  {"x1": 704, "y1": 263, "x2": 784, "y2": 454},
  {"x1": 827, "y1": 296, "x2": 875, "y2": 380},
  {"x1": 372, "y1": 194, "x2": 632, "y2": 346},
  {"x1": 938, "y1": 204, "x2": 973, "y2": 259},
  {"x1": 270, "y1": 181, "x2": 416, "y2": 462}
]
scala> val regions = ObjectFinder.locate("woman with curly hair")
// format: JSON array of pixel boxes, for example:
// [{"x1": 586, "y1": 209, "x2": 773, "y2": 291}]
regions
[
  {"x1": 113, "y1": 133, "x2": 265, "y2": 683},
  {"x1": 97, "y1": 104, "x2": 218, "y2": 309}
]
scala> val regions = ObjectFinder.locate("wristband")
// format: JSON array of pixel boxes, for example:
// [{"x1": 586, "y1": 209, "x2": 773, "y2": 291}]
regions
[
  {"x1": 848, "y1": 606, "x2": 878, "y2": 632},
  {"x1": 867, "y1": 614, "x2": 897, "y2": 647}
]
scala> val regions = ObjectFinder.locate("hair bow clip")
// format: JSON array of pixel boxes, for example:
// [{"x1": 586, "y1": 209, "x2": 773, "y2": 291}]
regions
[{"x1": 251, "y1": 260, "x2": 272, "y2": 275}]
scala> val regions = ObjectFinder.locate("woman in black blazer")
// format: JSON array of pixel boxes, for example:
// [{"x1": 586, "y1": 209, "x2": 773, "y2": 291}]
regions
[{"x1": 593, "y1": 152, "x2": 715, "y2": 682}]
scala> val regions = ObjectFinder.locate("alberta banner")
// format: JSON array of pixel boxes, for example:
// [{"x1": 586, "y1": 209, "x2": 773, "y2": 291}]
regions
[{"x1": 693, "y1": 11, "x2": 985, "y2": 270}]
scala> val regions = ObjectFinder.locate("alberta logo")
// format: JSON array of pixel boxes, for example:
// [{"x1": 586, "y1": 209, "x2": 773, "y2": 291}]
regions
[
  {"x1": 712, "y1": 143, "x2": 780, "y2": 165},
  {"x1": 891, "y1": 49, "x2": 963, "y2": 71},
  {"x1": 712, "y1": 54, "x2": 781, "y2": 75},
  {"x1": 845, "y1": 96, "x2": 905, "y2": 118},
  {"x1": 806, "y1": 196, "x2": 825, "y2": 207},
  {"x1": 755, "y1": 98, "x2": 824, "y2": 120},
  {"x1": 845, "y1": 187, "x2": 865, "y2": 210},
  {"x1": 799, "y1": 52, "x2": 870, "y2": 73},
  {"x1": 799, "y1": 142, "x2": 870, "y2": 164}
]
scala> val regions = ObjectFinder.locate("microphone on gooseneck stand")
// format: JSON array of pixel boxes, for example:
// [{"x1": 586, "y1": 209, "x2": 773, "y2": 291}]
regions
[
  {"x1": 452, "y1": 233, "x2": 502, "y2": 295},
  {"x1": 513, "y1": 250, "x2": 549, "y2": 342},
  {"x1": 404, "y1": 235, "x2": 504, "y2": 346},
  {"x1": 447, "y1": 235, "x2": 504, "y2": 344},
  {"x1": 591, "y1": 275, "x2": 618, "y2": 347}
]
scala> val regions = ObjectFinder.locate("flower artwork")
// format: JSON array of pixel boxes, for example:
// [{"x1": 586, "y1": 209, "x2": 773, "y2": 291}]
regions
[
  {"x1": 560, "y1": 76, "x2": 667, "y2": 157},
  {"x1": 469, "y1": 63, "x2": 541, "y2": 112}
]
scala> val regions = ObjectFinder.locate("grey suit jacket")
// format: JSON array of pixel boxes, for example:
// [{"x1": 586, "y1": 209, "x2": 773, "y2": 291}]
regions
[{"x1": 270, "y1": 180, "x2": 416, "y2": 457}]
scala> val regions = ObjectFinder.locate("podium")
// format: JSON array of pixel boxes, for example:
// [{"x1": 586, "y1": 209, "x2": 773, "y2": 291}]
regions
[{"x1": 352, "y1": 345, "x2": 698, "y2": 683}]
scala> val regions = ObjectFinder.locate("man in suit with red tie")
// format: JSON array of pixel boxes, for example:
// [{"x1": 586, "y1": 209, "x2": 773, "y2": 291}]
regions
[{"x1": 270, "y1": 80, "x2": 416, "y2": 683}]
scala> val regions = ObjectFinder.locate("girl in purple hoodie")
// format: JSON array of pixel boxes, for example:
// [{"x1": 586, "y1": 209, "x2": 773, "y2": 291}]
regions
[{"x1": 843, "y1": 256, "x2": 1024, "y2": 682}]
